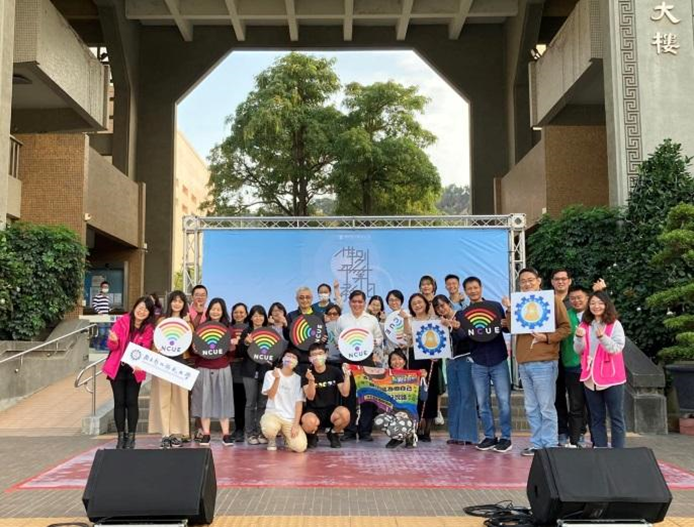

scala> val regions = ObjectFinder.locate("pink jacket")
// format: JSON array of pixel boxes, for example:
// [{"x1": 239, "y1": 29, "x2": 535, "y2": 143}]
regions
[
  {"x1": 102, "y1": 314, "x2": 154, "y2": 383},
  {"x1": 578, "y1": 322, "x2": 626, "y2": 388}
]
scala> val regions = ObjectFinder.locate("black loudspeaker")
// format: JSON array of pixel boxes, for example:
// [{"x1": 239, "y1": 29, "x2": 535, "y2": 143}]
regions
[
  {"x1": 527, "y1": 447, "x2": 672, "y2": 525},
  {"x1": 83, "y1": 449, "x2": 217, "y2": 524}
]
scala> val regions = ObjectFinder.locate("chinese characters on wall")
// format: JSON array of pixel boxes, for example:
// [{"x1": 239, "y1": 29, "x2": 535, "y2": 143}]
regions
[{"x1": 650, "y1": 2, "x2": 681, "y2": 55}]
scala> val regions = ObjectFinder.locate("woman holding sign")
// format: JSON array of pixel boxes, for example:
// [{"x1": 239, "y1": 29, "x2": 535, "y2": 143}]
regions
[
  {"x1": 406, "y1": 293, "x2": 442, "y2": 443},
  {"x1": 238, "y1": 305, "x2": 272, "y2": 445},
  {"x1": 192, "y1": 298, "x2": 235, "y2": 447},
  {"x1": 149, "y1": 291, "x2": 193, "y2": 449},
  {"x1": 103, "y1": 296, "x2": 156, "y2": 449},
  {"x1": 433, "y1": 295, "x2": 478, "y2": 447}
]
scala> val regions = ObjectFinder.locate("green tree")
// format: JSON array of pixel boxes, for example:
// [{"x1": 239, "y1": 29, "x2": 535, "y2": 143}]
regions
[
  {"x1": 647, "y1": 203, "x2": 694, "y2": 364},
  {"x1": 0, "y1": 223, "x2": 87, "y2": 340},
  {"x1": 437, "y1": 184, "x2": 471, "y2": 215},
  {"x1": 606, "y1": 140, "x2": 694, "y2": 357},
  {"x1": 332, "y1": 81, "x2": 441, "y2": 215},
  {"x1": 527, "y1": 205, "x2": 622, "y2": 286},
  {"x1": 204, "y1": 53, "x2": 342, "y2": 216}
]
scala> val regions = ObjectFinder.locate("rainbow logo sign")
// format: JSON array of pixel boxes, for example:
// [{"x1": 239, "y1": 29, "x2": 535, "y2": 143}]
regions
[
  {"x1": 248, "y1": 328, "x2": 287, "y2": 364},
  {"x1": 338, "y1": 327, "x2": 375, "y2": 362},
  {"x1": 460, "y1": 302, "x2": 502, "y2": 343},
  {"x1": 384, "y1": 311, "x2": 407, "y2": 346},
  {"x1": 154, "y1": 317, "x2": 193, "y2": 357},
  {"x1": 289, "y1": 314, "x2": 324, "y2": 351},
  {"x1": 193, "y1": 321, "x2": 231, "y2": 358}
]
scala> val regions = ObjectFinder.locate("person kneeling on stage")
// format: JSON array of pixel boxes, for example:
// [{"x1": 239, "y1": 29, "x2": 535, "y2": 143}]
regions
[
  {"x1": 301, "y1": 343, "x2": 351, "y2": 449},
  {"x1": 260, "y1": 350, "x2": 307, "y2": 452}
]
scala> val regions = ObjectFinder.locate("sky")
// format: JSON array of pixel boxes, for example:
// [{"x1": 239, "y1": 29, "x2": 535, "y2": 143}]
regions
[{"x1": 177, "y1": 50, "x2": 470, "y2": 189}]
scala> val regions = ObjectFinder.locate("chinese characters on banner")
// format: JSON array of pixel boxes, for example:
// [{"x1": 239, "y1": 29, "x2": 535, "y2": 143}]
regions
[
  {"x1": 122, "y1": 342, "x2": 200, "y2": 390},
  {"x1": 650, "y1": 2, "x2": 681, "y2": 55},
  {"x1": 332, "y1": 246, "x2": 376, "y2": 297}
]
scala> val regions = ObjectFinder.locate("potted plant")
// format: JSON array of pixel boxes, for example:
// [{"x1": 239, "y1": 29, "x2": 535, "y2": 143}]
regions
[{"x1": 647, "y1": 203, "x2": 694, "y2": 434}]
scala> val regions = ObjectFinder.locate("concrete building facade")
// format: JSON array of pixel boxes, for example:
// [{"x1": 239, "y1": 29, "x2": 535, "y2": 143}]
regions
[{"x1": 1, "y1": 0, "x2": 693, "y2": 294}]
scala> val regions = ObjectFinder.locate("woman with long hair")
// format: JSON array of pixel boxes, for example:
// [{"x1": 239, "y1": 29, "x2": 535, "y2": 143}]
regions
[
  {"x1": 191, "y1": 298, "x2": 235, "y2": 446},
  {"x1": 229, "y1": 302, "x2": 248, "y2": 442},
  {"x1": 238, "y1": 305, "x2": 271, "y2": 445},
  {"x1": 149, "y1": 290, "x2": 192, "y2": 448},
  {"x1": 103, "y1": 296, "x2": 156, "y2": 449},
  {"x1": 574, "y1": 291, "x2": 627, "y2": 448}
]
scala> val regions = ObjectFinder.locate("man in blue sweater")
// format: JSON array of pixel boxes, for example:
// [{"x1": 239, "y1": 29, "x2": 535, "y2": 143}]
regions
[{"x1": 462, "y1": 277, "x2": 513, "y2": 453}]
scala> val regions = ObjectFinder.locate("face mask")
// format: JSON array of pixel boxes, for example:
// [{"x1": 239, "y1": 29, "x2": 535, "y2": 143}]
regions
[
  {"x1": 101, "y1": 288, "x2": 109, "y2": 294},
  {"x1": 310, "y1": 355, "x2": 326, "y2": 367},
  {"x1": 282, "y1": 356, "x2": 298, "y2": 369},
  {"x1": 318, "y1": 293, "x2": 330, "y2": 302}
]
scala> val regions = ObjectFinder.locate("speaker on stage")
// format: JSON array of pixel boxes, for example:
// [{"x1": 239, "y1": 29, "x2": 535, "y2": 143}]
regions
[
  {"x1": 527, "y1": 447, "x2": 672, "y2": 525},
  {"x1": 83, "y1": 449, "x2": 217, "y2": 524}
]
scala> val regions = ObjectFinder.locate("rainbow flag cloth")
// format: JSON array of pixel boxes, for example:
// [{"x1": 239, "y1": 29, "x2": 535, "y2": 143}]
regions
[{"x1": 348, "y1": 365, "x2": 421, "y2": 419}]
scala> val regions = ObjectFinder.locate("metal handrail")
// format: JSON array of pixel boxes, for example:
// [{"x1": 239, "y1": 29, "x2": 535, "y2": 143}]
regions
[
  {"x1": 0, "y1": 324, "x2": 97, "y2": 370},
  {"x1": 75, "y1": 356, "x2": 107, "y2": 416}
]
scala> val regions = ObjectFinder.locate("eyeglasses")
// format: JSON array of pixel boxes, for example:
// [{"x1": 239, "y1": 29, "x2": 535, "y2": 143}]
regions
[
  {"x1": 552, "y1": 277, "x2": 569, "y2": 282},
  {"x1": 519, "y1": 279, "x2": 537, "y2": 285},
  {"x1": 297, "y1": 295, "x2": 312, "y2": 300}
]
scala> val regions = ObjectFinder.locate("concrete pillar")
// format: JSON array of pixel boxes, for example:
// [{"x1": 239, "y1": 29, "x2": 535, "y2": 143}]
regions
[
  {"x1": 603, "y1": 0, "x2": 694, "y2": 205},
  {"x1": 0, "y1": 0, "x2": 16, "y2": 227}
]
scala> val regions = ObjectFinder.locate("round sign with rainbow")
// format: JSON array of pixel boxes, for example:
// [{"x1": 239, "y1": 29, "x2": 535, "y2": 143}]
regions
[
  {"x1": 338, "y1": 327, "x2": 375, "y2": 362},
  {"x1": 248, "y1": 328, "x2": 287, "y2": 365},
  {"x1": 154, "y1": 317, "x2": 193, "y2": 357},
  {"x1": 384, "y1": 311, "x2": 408, "y2": 346},
  {"x1": 460, "y1": 302, "x2": 503, "y2": 343},
  {"x1": 289, "y1": 314, "x2": 324, "y2": 351},
  {"x1": 193, "y1": 321, "x2": 231, "y2": 359}
]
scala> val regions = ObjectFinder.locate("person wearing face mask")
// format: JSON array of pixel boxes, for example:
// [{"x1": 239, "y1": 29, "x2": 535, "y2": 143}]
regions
[
  {"x1": 92, "y1": 281, "x2": 111, "y2": 351},
  {"x1": 260, "y1": 350, "x2": 308, "y2": 452},
  {"x1": 301, "y1": 343, "x2": 351, "y2": 449},
  {"x1": 311, "y1": 281, "x2": 343, "y2": 315}
]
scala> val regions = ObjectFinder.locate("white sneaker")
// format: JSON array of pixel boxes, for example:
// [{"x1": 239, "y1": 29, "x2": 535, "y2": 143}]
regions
[
  {"x1": 434, "y1": 411, "x2": 445, "y2": 426},
  {"x1": 267, "y1": 438, "x2": 277, "y2": 451}
]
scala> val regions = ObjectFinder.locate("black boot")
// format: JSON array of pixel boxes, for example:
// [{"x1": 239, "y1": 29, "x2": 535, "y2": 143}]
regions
[
  {"x1": 116, "y1": 432, "x2": 126, "y2": 449},
  {"x1": 124, "y1": 432, "x2": 136, "y2": 449}
]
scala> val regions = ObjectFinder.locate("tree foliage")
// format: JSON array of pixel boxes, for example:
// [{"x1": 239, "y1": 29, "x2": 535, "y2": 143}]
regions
[
  {"x1": 0, "y1": 223, "x2": 87, "y2": 340},
  {"x1": 332, "y1": 81, "x2": 441, "y2": 215},
  {"x1": 527, "y1": 206, "x2": 622, "y2": 287},
  {"x1": 606, "y1": 140, "x2": 694, "y2": 357},
  {"x1": 204, "y1": 53, "x2": 342, "y2": 216},
  {"x1": 204, "y1": 55, "x2": 442, "y2": 216},
  {"x1": 647, "y1": 203, "x2": 694, "y2": 363},
  {"x1": 437, "y1": 184, "x2": 471, "y2": 215}
]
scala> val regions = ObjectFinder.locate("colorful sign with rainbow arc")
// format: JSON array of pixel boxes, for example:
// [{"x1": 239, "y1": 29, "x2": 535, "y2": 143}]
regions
[
  {"x1": 384, "y1": 311, "x2": 408, "y2": 346},
  {"x1": 411, "y1": 320, "x2": 451, "y2": 360},
  {"x1": 289, "y1": 314, "x2": 325, "y2": 351},
  {"x1": 338, "y1": 327, "x2": 375, "y2": 362},
  {"x1": 153, "y1": 317, "x2": 193, "y2": 357},
  {"x1": 193, "y1": 321, "x2": 232, "y2": 358},
  {"x1": 460, "y1": 302, "x2": 503, "y2": 343},
  {"x1": 247, "y1": 328, "x2": 287, "y2": 364},
  {"x1": 511, "y1": 290, "x2": 556, "y2": 334},
  {"x1": 349, "y1": 365, "x2": 421, "y2": 419}
]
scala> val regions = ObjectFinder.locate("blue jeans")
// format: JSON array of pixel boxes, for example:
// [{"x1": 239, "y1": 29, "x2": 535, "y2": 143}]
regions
[
  {"x1": 519, "y1": 360, "x2": 558, "y2": 449},
  {"x1": 471, "y1": 359, "x2": 512, "y2": 440},
  {"x1": 446, "y1": 357, "x2": 479, "y2": 442},
  {"x1": 584, "y1": 384, "x2": 626, "y2": 448},
  {"x1": 96, "y1": 323, "x2": 110, "y2": 351}
]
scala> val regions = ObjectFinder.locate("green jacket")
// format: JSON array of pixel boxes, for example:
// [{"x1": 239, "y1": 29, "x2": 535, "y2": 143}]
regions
[{"x1": 561, "y1": 308, "x2": 581, "y2": 369}]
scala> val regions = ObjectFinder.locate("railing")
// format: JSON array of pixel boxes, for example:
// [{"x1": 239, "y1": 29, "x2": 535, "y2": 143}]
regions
[
  {"x1": 8, "y1": 135, "x2": 22, "y2": 179},
  {"x1": 0, "y1": 324, "x2": 97, "y2": 373},
  {"x1": 75, "y1": 356, "x2": 107, "y2": 417}
]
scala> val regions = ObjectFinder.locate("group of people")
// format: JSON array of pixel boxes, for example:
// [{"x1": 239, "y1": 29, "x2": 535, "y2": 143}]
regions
[{"x1": 102, "y1": 268, "x2": 627, "y2": 456}]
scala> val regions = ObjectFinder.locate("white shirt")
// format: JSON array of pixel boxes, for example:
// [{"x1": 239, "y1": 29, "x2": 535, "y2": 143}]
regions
[
  {"x1": 336, "y1": 311, "x2": 384, "y2": 347},
  {"x1": 262, "y1": 370, "x2": 305, "y2": 421}
]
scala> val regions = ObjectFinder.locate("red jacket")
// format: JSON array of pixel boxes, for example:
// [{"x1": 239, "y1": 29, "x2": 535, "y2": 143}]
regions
[{"x1": 103, "y1": 313, "x2": 154, "y2": 383}]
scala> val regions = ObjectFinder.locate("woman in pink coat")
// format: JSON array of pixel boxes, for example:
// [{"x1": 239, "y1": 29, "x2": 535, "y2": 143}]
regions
[{"x1": 103, "y1": 296, "x2": 156, "y2": 449}]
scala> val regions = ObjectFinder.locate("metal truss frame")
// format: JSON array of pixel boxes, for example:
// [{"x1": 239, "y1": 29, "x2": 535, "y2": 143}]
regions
[{"x1": 182, "y1": 214, "x2": 526, "y2": 295}]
